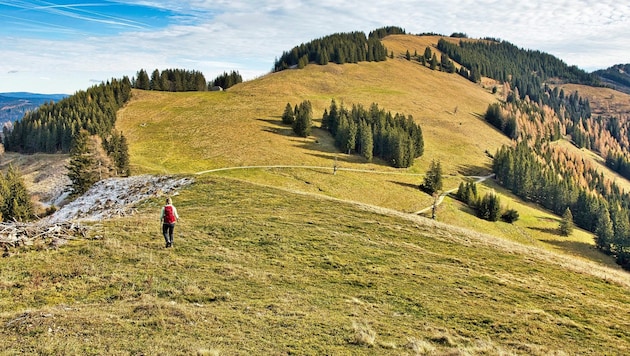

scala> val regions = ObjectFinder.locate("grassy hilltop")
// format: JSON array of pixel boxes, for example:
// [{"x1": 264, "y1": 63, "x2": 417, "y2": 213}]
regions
[{"x1": 2, "y1": 34, "x2": 630, "y2": 354}]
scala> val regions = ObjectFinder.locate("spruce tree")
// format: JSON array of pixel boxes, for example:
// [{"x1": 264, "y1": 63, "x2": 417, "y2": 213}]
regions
[
  {"x1": 282, "y1": 103, "x2": 295, "y2": 125},
  {"x1": 422, "y1": 159, "x2": 443, "y2": 194},
  {"x1": 430, "y1": 54, "x2": 438, "y2": 70},
  {"x1": 292, "y1": 101, "x2": 312, "y2": 137},
  {"x1": 595, "y1": 206, "x2": 614, "y2": 253},
  {"x1": 358, "y1": 120, "x2": 373, "y2": 162},
  {"x1": 67, "y1": 130, "x2": 99, "y2": 198},
  {"x1": 424, "y1": 47, "x2": 432, "y2": 62},
  {"x1": 0, "y1": 165, "x2": 34, "y2": 221},
  {"x1": 559, "y1": 207, "x2": 574, "y2": 236}
]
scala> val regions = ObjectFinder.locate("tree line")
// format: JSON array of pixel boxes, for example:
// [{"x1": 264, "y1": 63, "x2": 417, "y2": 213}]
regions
[
  {"x1": 273, "y1": 30, "x2": 389, "y2": 71},
  {"x1": 134, "y1": 69, "x2": 243, "y2": 92}
]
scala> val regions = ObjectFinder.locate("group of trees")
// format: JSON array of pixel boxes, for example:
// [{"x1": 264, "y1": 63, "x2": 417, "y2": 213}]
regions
[
  {"x1": 406, "y1": 46, "x2": 457, "y2": 74},
  {"x1": 134, "y1": 68, "x2": 243, "y2": 92},
  {"x1": 210, "y1": 70, "x2": 243, "y2": 90},
  {"x1": 0, "y1": 165, "x2": 33, "y2": 222},
  {"x1": 321, "y1": 100, "x2": 423, "y2": 167},
  {"x1": 455, "y1": 181, "x2": 519, "y2": 223},
  {"x1": 273, "y1": 30, "x2": 389, "y2": 71},
  {"x1": 282, "y1": 101, "x2": 313, "y2": 137}
]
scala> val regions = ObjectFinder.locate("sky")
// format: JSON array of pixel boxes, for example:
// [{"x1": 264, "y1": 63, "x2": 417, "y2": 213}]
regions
[{"x1": 0, "y1": 0, "x2": 628, "y2": 94}]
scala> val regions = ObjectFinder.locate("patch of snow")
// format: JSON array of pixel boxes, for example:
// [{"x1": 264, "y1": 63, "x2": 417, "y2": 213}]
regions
[{"x1": 44, "y1": 175, "x2": 193, "y2": 224}]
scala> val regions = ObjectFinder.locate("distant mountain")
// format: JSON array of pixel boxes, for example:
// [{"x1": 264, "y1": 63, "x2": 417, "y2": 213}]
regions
[
  {"x1": 593, "y1": 64, "x2": 630, "y2": 94},
  {"x1": 0, "y1": 92, "x2": 68, "y2": 125}
]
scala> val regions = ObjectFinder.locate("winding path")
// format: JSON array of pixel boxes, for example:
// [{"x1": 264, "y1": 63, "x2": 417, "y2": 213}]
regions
[{"x1": 195, "y1": 165, "x2": 494, "y2": 215}]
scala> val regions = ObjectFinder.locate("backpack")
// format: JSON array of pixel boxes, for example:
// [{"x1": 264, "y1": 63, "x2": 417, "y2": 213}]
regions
[{"x1": 163, "y1": 205, "x2": 176, "y2": 224}]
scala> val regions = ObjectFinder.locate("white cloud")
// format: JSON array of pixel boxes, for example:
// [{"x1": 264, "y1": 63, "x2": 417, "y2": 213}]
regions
[{"x1": 1, "y1": 0, "x2": 628, "y2": 93}]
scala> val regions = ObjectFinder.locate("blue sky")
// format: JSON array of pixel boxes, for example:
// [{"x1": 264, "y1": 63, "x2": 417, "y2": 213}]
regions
[{"x1": 1, "y1": 0, "x2": 628, "y2": 94}]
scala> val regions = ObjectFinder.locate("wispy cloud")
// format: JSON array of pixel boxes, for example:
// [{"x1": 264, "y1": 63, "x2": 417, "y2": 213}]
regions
[{"x1": 0, "y1": 0, "x2": 628, "y2": 93}]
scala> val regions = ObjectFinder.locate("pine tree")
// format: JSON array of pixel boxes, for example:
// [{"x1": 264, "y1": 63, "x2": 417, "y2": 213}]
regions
[
  {"x1": 67, "y1": 130, "x2": 98, "y2": 198},
  {"x1": 292, "y1": 101, "x2": 312, "y2": 137},
  {"x1": 405, "y1": 49, "x2": 411, "y2": 61},
  {"x1": 595, "y1": 205, "x2": 614, "y2": 253},
  {"x1": 1, "y1": 165, "x2": 34, "y2": 221},
  {"x1": 282, "y1": 103, "x2": 295, "y2": 125},
  {"x1": 424, "y1": 47, "x2": 432, "y2": 62},
  {"x1": 422, "y1": 159, "x2": 443, "y2": 194},
  {"x1": 430, "y1": 54, "x2": 438, "y2": 70},
  {"x1": 559, "y1": 207, "x2": 574, "y2": 236},
  {"x1": 358, "y1": 120, "x2": 373, "y2": 162},
  {"x1": 135, "y1": 69, "x2": 150, "y2": 90}
]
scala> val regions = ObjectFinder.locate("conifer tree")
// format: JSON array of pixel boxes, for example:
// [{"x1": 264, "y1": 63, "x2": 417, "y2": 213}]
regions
[
  {"x1": 595, "y1": 205, "x2": 614, "y2": 253},
  {"x1": 67, "y1": 130, "x2": 98, "y2": 198},
  {"x1": 424, "y1": 47, "x2": 432, "y2": 62},
  {"x1": 358, "y1": 120, "x2": 373, "y2": 162},
  {"x1": 282, "y1": 103, "x2": 295, "y2": 125},
  {"x1": 135, "y1": 69, "x2": 150, "y2": 90},
  {"x1": 0, "y1": 165, "x2": 33, "y2": 221},
  {"x1": 430, "y1": 54, "x2": 438, "y2": 70},
  {"x1": 559, "y1": 207, "x2": 574, "y2": 236},
  {"x1": 292, "y1": 101, "x2": 312, "y2": 137},
  {"x1": 422, "y1": 159, "x2": 443, "y2": 194}
]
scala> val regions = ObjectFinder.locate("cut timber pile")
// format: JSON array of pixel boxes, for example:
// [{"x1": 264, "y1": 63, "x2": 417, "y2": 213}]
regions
[{"x1": 0, "y1": 222, "x2": 88, "y2": 254}]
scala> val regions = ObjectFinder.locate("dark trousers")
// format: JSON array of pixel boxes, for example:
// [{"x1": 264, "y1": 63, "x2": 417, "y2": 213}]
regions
[{"x1": 162, "y1": 223, "x2": 175, "y2": 245}]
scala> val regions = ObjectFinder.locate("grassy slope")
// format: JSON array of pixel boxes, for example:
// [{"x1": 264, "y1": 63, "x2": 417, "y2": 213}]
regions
[
  {"x1": 1, "y1": 175, "x2": 629, "y2": 354},
  {"x1": 3, "y1": 35, "x2": 630, "y2": 354}
]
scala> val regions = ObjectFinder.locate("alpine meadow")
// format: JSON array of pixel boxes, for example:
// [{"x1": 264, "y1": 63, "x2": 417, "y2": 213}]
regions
[{"x1": 1, "y1": 28, "x2": 630, "y2": 355}]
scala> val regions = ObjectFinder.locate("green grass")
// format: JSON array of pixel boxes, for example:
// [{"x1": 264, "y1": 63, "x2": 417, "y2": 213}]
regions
[{"x1": 1, "y1": 175, "x2": 629, "y2": 354}]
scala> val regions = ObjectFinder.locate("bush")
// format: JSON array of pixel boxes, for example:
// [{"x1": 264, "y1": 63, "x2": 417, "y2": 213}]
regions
[{"x1": 501, "y1": 209, "x2": 519, "y2": 223}]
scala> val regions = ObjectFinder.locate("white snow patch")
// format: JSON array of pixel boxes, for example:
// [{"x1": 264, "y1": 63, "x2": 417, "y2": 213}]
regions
[{"x1": 45, "y1": 175, "x2": 193, "y2": 224}]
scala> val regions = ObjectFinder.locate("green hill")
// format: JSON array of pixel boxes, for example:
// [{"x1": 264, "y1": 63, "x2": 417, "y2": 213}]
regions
[{"x1": 2, "y1": 34, "x2": 630, "y2": 354}]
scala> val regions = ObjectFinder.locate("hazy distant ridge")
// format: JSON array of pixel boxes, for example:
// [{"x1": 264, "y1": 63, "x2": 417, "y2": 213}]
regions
[{"x1": 0, "y1": 92, "x2": 68, "y2": 124}]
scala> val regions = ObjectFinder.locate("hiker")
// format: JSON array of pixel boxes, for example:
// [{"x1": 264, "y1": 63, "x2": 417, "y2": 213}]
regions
[{"x1": 160, "y1": 197, "x2": 180, "y2": 248}]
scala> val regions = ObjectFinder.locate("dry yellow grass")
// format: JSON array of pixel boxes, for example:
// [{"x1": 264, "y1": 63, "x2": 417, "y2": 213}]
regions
[
  {"x1": 117, "y1": 38, "x2": 508, "y2": 177},
  {"x1": 560, "y1": 83, "x2": 630, "y2": 117}
]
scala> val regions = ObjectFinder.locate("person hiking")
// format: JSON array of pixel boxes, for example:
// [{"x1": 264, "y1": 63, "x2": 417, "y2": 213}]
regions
[{"x1": 160, "y1": 197, "x2": 180, "y2": 248}]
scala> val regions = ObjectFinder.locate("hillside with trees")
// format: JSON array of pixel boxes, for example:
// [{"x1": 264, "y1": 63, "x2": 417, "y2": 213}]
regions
[
  {"x1": 272, "y1": 28, "x2": 395, "y2": 71},
  {"x1": 2, "y1": 29, "x2": 630, "y2": 354},
  {"x1": 2, "y1": 79, "x2": 132, "y2": 196},
  {"x1": 594, "y1": 64, "x2": 630, "y2": 94}
]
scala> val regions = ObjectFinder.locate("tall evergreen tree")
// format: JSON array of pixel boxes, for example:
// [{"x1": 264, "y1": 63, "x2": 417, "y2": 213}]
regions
[
  {"x1": 595, "y1": 205, "x2": 614, "y2": 254},
  {"x1": 559, "y1": 207, "x2": 574, "y2": 236},
  {"x1": 292, "y1": 100, "x2": 313, "y2": 137},
  {"x1": 422, "y1": 159, "x2": 443, "y2": 194},
  {"x1": 0, "y1": 165, "x2": 34, "y2": 222},
  {"x1": 282, "y1": 103, "x2": 295, "y2": 125},
  {"x1": 358, "y1": 120, "x2": 373, "y2": 162},
  {"x1": 135, "y1": 69, "x2": 150, "y2": 90},
  {"x1": 67, "y1": 130, "x2": 98, "y2": 198}
]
